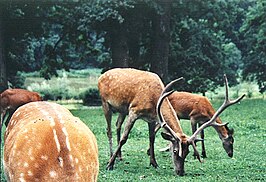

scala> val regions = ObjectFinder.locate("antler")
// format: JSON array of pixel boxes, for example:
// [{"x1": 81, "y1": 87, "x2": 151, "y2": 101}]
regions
[
  {"x1": 187, "y1": 74, "x2": 246, "y2": 154},
  {"x1": 156, "y1": 77, "x2": 184, "y2": 157}
]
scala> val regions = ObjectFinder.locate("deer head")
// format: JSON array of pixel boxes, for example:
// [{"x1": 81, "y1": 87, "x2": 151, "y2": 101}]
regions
[{"x1": 222, "y1": 124, "x2": 234, "y2": 157}]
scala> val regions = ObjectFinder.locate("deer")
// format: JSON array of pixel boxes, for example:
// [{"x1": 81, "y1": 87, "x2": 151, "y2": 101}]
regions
[
  {"x1": 98, "y1": 67, "x2": 245, "y2": 176},
  {"x1": 0, "y1": 88, "x2": 42, "y2": 127},
  {"x1": 171, "y1": 92, "x2": 235, "y2": 158},
  {"x1": 156, "y1": 74, "x2": 245, "y2": 175},
  {"x1": 3, "y1": 101, "x2": 99, "y2": 181},
  {"x1": 154, "y1": 91, "x2": 235, "y2": 158}
]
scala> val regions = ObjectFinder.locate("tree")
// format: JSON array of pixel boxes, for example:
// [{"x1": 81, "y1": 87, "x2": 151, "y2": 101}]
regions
[
  {"x1": 149, "y1": 1, "x2": 172, "y2": 82},
  {"x1": 0, "y1": 4, "x2": 7, "y2": 92},
  {"x1": 241, "y1": 0, "x2": 266, "y2": 93}
]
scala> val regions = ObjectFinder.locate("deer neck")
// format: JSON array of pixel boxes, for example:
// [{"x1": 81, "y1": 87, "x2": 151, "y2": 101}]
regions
[
  {"x1": 213, "y1": 117, "x2": 229, "y2": 139},
  {"x1": 161, "y1": 98, "x2": 185, "y2": 137}
]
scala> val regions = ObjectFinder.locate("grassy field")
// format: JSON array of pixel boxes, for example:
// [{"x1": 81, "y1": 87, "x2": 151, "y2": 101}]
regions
[
  {"x1": 2, "y1": 99, "x2": 266, "y2": 182},
  {"x1": 0, "y1": 69, "x2": 265, "y2": 181},
  {"x1": 0, "y1": 98, "x2": 265, "y2": 181},
  {"x1": 74, "y1": 98, "x2": 266, "y2": 181}
]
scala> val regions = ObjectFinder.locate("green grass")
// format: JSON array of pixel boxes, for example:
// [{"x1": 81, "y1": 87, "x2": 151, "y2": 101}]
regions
[{"x1": 1, "y1": 99, "x2": 265, "y2": 181}]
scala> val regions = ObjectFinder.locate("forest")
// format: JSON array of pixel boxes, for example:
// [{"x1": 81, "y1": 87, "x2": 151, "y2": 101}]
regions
[{"x1": 0, "y1": 0, "x2": 265, "y2": 95}]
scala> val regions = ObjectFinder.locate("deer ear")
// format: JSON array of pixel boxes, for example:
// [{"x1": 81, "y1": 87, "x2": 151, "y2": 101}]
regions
[{"x1": 161, "y1": 132, "x2": 175, "y2": 142}]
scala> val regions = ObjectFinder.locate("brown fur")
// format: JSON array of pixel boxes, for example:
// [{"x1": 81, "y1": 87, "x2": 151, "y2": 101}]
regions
[
  {"x1": 168, "y1": 91, "x2": 228, "y2": 137},
  {"x1": 0, "y1": 88, "x2": 42, "y2": 126},
  {"x1": 167, "y1": 91, "x2": 234, "y2": 157},
  {"x1": 98, "y1": 68, "x2": 187, "y2": 174},
  {"x1": 4, "y1": 101, "x2": 99, "y2": 181}
]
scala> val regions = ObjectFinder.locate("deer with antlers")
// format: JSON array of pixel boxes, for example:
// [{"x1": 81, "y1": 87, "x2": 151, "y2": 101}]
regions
[
  {"x1": 3, "y1": 101, "x2": 99, "y2": 181},
  {"x1": 156, "y1": 75, "x2": 245, "y2": 175},
  {"x1": 98, "y1": 68, "x2": 245, "y2": 175},
  {"x1": 154, "y1": 91, "x2": 235, "y2": 158}
]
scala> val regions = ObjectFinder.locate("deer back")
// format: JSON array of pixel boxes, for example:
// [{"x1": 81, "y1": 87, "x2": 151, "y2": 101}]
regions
[
  {"x1": 98, "y1": 68, "x2": 164, "y2": 117},
  {"x1": 168, "y1": 91, "x2": 228, "y2": 137},
  {"x1": 4, "y1": 101, "x2": 99, "y2": 182}
]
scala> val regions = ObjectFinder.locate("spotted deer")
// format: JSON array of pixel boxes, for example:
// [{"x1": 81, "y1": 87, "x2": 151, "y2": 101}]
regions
[
  {"x1": 0, "y1": 88, "x2": 42, "y2": 127},
  {"x1": 98, "y1": 68, "x2": 245, "y2": 175},
  {"x1": 3, "y1": 101, "x2": 99, "y2": 181},
  {"x1": 163, "y1": 91, "x2": 236, "y2": 158}
]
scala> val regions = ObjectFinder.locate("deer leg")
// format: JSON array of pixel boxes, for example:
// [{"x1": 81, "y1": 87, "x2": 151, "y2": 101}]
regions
[
  {"x1": 147, "y1": 122, "x2": 161, "y2": 155},
  {"x1": 199, "y1": 123, "x2": 207, "y2": 158},
  {"x1": 191, "y1": 119, "x2": 198, "y2": 159},
  {"x1": 116, "y1": 113, "x2": 126, "y2": 161},
  {"x1": 148, "y1": 122, "x2": 158, "y2": 168},
  {"x1": 102, "y1": 101, "x2": 113, "y2": 157},
  {"x1": 5, "y1": 110, "x2": 12, "y2": 127},
  {"x1": 106, "y1": 112, "x2": 138, "y2": 170}
]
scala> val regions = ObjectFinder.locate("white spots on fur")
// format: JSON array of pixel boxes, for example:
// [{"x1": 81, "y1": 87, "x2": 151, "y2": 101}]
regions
[
  {"x1": 30, "y1": 156, "x2": 35, "y2": 161},
  {"x1": 27, "y1": 170, "x2": 33, "y2": 176},
  {"x1": 69, "y1": 154, "x2": 73, "y2": 162},
  {"x1": 18, "y1": 177, "x2": 26, "y2": 182},
  {"x1": 41, "y1": 155, "x2": 48, "y2": 160},
  {"x1": 69, "y1": 154, "x2": 75, "y2": 167},
  {"x1": 23, "y1": 162, "x2": 29, "y2": 168},
  {"x1": 22, "y1": 129, "x2": 28, "y2": 134},
  {"x1": 62, "y1": 127, "x2": 71, "y2": 151},
  {"x1": 75, "y1": 158, "x2": 79, "y2": 164},
  {"x1": 36, "y1": 143, "x2": 42, "y2": 150},
  {"x1": 53, "y1": 129, "x2": 61, "y2": 152},
  {"x1": 49, "y1": 171, "x2": 57, "y2": 178},
  {"x1": 75, "y1": 172, "x2": 80, "y2": 180},
  {"x1": 28, "y1": 148, "x2": 33, "y2": 156},
  {"x1": 19, "y1": 173, "x2": 26, "y2": 182},
  {"x1": 50, "y1": 117, "x2": 56, "y2": 127},
  {"x1": 15, "y1": 111, "x2": 21, "y2": 117}
]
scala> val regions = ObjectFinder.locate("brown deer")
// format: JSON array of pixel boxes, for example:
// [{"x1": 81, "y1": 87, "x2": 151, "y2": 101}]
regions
[
  {"x1": 3, "y1": 101, "x2": 99, "y2": 181},
  {"x1": 0, "y1": 88, "x2": 42, "y2": 127},
  {"x1": 98, "y1": 68, "x2": 245, "y2": 175},
  {"x1": 155, "y1": 91, "x2": 235, "y2": 158},
  {"x1": 156, "y1": 75, "x2": 245, "y2": 175}
]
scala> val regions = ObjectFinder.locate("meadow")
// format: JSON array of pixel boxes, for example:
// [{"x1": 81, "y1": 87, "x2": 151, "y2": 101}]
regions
[
  {"x1": 0, "y1": 70, "x2": 265, "y2": 181},
  {"x1": 3, "y1": 99, "x2": 263, "y2": 181}
]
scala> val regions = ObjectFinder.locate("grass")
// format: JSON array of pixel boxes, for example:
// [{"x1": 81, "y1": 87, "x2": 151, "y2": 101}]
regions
[
  {"x1": 72, "y1": 98, "x2": 266, "y2": 181},
  {"x1": 0, "y1": 98, "x2": 265, "y2": 181}
]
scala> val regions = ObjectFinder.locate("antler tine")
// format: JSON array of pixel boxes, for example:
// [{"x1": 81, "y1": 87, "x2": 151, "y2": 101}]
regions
[
  {"x1": 156, "y1": 78, "x2": 184, "y2": 157},
  {"x1": 188, "y1": 74, "x2": 245, "y2": 143},
  {"x1": 156, "y1": 77, "x2": 184, "y2": 130},
  {"x1": 163, "y1": 77, "x2": 184, "y2": 94},
  {"x1": 157, "y1": 78, "x2": 182, "y2": 138},
  {"x1": 156, "y1": 89, "x2": 177, "y2": 137}
]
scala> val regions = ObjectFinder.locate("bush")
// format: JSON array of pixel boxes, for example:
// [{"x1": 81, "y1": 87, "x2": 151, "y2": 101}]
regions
[{"x1": 81, "y1": 88, "x2": 101, "y2": 106}]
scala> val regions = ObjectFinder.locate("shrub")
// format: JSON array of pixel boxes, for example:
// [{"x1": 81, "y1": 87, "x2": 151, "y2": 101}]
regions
[{"x1": 81, "y1": 88, "x2": 101, "y2": 106}]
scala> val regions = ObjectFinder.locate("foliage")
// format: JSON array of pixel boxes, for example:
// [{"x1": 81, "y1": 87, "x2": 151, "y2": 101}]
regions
[
  {"x1": 240, "y1": 0, "x2": 266, "y2": 93},
  {"x1": 81, "y1": 88, "x2": 101, "y2": 106},
  {"x1": 1, "y1": 0, "x2": 264, "y2": 94}
]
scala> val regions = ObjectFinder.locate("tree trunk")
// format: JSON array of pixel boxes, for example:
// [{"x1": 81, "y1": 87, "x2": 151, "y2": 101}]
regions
[
  {"x1": 110, "y1": 24, "x2": 129, "y2": 68},
  {"x1": 150, "y1": 2, "x2": 171, "y2": 82},
  {"x1": 0, "y1": 7, "x2": 7, "y2": 92}
]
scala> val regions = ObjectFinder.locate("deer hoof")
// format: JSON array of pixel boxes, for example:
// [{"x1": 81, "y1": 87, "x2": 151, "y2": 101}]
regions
[{"x1": 106, "y1": 163, "x2": 114, "y2": 170}]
